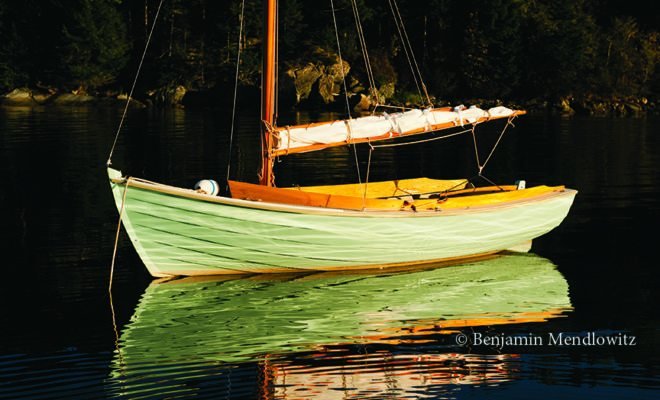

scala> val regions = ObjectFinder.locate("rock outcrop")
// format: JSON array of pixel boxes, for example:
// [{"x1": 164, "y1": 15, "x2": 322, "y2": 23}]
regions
[
  {"x1": 548, "y1": 96, "x2": 656, "y2": 116},
  {"x1": 280, "y1": 59, "x2": 351, "y2": 109},
  {"x1": 1, "y1": 87, "x2": 145, "y2": 107},
  {"x1": 277, "y1": 58, "x2": 398, "y2": 112},
  {"x1": 150, "y1": 85, "x2": 187, "y2": 107},
  {"x1": 1, "y1": 88, "x2": 54, "y2": 106}
]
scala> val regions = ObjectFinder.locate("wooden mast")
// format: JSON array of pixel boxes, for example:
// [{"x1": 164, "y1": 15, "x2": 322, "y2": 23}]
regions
[{"x1": 260, "y1": 0, "x2": 277, "y2": 186}]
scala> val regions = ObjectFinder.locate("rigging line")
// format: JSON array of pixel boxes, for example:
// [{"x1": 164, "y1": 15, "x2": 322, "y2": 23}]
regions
[
  {"x1": 109, "y1": 177, "x2": 131, "y2": 293},
  {"x1": 350, "y1": 0, "x2": 379, "y2": 108},
  {"x1": 371, "y1": 127, "x2": 473, "y2": 148},
  {"x1": 226, "y1": 0, "x2": 247, "y2": 189},
  {"x1": 389, "y1": 0, "x2": 423, "y2": 106},
  {"x1": 467, "y1": 173, "x2": 505, "y2": 192},
  {"x1": 374, "y1": 104, "x2": 413, "y2": 113},
  {"x1": 109, "y1": 291, "x2": 124, "y2": 370},
  {"x1": 481, "y1": 115, "x2": 515, "y2": 171},
  {"x1": 353, "y1": 143, "x2": 366, "y2": 210},
  {"x1": 364, "y1": 143, "x2": 375, "y2": 206},
  {"x1": 331, "y1": 0, "x2": 365, "y2": 207},
  {"x1": 106, "y1": 0, "x2": 164, "y2": 168},
  {"x1": 351, "y1": 0, "x2": 372, "y2": 100},
  {"x1": 395, "y1": 0, "x2": 432, "y2": 107},
  {"x1": 390, "y1": 0, "x2": 433, "y2": 107},
  {"x1": 444, "y1": 179, "x2": 472, "y2": 193},
  {"x1": 330, "y1": 0, "x2": 352, "y2": 119},
  {"x1": 471, "y1": 126, "x2": 483, "y2": 174}
]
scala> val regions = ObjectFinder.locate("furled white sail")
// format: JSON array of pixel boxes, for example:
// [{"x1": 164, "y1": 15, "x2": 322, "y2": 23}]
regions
[{"x1": 273, "y1": 106, "x2": 518, "y2": 153}]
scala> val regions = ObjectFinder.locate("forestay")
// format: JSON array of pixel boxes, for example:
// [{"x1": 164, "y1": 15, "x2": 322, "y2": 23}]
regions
[{"x1": 271, "y1": 106, "x2": 522, "y2": 155}]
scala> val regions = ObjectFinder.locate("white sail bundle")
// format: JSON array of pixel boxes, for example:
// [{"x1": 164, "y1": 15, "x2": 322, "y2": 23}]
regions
[{"x1": 273, "y1": 106, "x2": 517, "y2": 152}]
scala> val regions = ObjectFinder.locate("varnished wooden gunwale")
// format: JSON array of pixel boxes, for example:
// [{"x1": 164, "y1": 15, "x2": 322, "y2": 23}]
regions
[
  {"x1": 112, "y1": 174, "x2": 573, "y2": 217},
  {"x1": 228, "y1": 178, "x2": 568, "y2": 212}
]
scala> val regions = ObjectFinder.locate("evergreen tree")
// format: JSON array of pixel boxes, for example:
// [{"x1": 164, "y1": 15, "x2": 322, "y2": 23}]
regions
[
  {"x1": 519, "y1": 0, "x2": 598, "y2": 98},
  {"x1": 450, "y1": 0, "x2": 523, "y2": 98},
  {"x1": 599, "y1": 16, "x2": 660, "y2": 97},
  {"x1": 0, "y1": 0, "x2": 658, "y2": 102},
  {"x1": 0, "y1": 2, "x2": 29, "y2": 88},
  {"x1": 59, "y1": 0, "x2": 129, "y2": 91},
  {"x1": 417, "y1": 0, "x2": 457, "y2": 98},
  {"x1": 0, "y1": 0, "x2": 63, "y2": 88},
  {"x1": 280, "y1": 0, "x2": 306, "y2": 58},
  {"x1": 459, "y1": 9, "x2": 489, "y2": 97}
]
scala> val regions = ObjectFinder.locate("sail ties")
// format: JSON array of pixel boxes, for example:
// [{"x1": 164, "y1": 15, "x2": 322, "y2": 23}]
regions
[
  {"x1": 284, "y1": 126, "x2": 292, "y2": 153},
  {"x1": 270, "y1": 107, "x2": 521, "y2": 155},
  {"x1": 382, "y1": 112, "x2": 396, "y2": 137},
  {"x1": 422, "y1": 108, "x2": 433, "y2": 132},
  {"x1": 344, "y1": 119, "x2": 355, "y2": 144},
  {"x1": 263, "y1": 120, "x2": 277, "y2": 138}
]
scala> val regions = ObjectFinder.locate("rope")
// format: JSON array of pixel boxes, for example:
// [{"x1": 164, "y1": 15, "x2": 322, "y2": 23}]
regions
[
  {"x1": 371, "y1": 127, "x2": 473, "y2": 148},
  {"x1": 477, "y1": 174, "x2": 504, "y2": 190},
  {"x1": 226, "y1": 0, "x2": 247, "y2": 189},
  {"x1": 330, "y1": 0, "x2": 366, "y2": 209},
  {"x1": 351, "y1": 143, "x2": 366, "y2": 210},
  {"x1": 481, "y1": 115, "x2": 515, "y2": 170},
  {"x1": 330, "y1": 0, "x2": 352, "y2": 117},
  {"x1": 472, "y1": 114, "x2": 517, "y2": 174},
  {"x1": 109, "y1": 177, "x2": 131, "y2": 293},
  {"x1": 106, "y1": 0, "x2": 164, "y2": 168},
  {"x1": 109, "y1": 291, "x2": 125, "y2": 369},
  {"x1": 350, "y1": 0, "x2": 379, "y2": 108},
  {"x1": 471, "y1": 126, "x2": 482, "y2": 174},
  {"x1": 388, "y1": 0, "x2": 432, "y2": 107},
  {"x1": 364, "y1": 143, "x2": 374, "y2": 206}
]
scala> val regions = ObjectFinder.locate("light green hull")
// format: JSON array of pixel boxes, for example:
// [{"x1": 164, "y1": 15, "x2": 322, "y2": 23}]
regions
[{"x1": 108, "y1": 168, "x2": 576, "y2": 277}]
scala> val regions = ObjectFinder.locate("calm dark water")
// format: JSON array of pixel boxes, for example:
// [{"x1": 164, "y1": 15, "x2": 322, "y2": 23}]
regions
[{"x1": 0, "y1": 106, "x2": 659, "y2": 399}]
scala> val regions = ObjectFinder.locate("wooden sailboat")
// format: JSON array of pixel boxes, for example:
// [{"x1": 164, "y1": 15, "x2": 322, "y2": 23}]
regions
[{"x1": 108, "y1": 0, "x2": 576, "y2": 278}]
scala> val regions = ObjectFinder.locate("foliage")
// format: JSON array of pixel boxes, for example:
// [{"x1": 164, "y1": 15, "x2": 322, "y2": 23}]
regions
[
  {"x1": 598, "y1": 17, "x2": 660, "y2": 97},
  {"x1": 518, "y1": 0, "x2": 598, "y2": 98},
  {"x1": 59, "y1": 0, "x2": 129, "y2": 91},
  {"x1": 0, "y1": 0, "x2": 658, "y2": 101}
]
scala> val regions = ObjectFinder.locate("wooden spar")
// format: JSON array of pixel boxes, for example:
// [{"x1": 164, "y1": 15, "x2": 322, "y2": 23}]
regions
[
  {"x1": 260, "y1": 0, "x2": 277, "y2": 186},
  {"x1": 270, "y1": 110, "x2": 526, "y2": 157}
]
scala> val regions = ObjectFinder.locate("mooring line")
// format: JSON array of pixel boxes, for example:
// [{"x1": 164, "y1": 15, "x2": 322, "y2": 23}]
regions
[
  {"x1": 109, "y1": 291, "x2": 125, "y2": 371},
  {"x1": 106, "y1": 0, "x2": 165, "y2": 167},
  {"x1": 109, "y1": 178, "x2": 131, "y2": 292}
]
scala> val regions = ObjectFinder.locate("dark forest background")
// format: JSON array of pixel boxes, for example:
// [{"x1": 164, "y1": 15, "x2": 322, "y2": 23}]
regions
[{"x1": 1, "y1": 0, "x2": 659, "y2": 105}]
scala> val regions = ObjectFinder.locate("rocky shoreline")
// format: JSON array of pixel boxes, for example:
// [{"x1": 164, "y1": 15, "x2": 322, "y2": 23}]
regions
[
  {"x1": 3, "y1": 84, "x2": 658, "y2": 117},
  {"x1": 1, "y1": 87, "x2": 146, "y2": 108}
]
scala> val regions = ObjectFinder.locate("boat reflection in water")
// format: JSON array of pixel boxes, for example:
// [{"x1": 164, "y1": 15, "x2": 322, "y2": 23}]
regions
[{"x1": 106, "y1": 253, "x2": 571, "y2": 398}]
